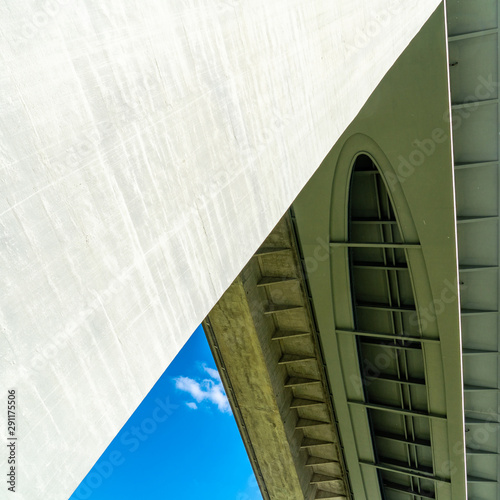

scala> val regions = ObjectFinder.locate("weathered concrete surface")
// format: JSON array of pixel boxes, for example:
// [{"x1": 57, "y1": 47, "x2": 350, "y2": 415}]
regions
[
  {"x1": 0, "y1": 1, "x2": 441, "y2": 498},
  {"x1": 205, "y1": 273, "x2": 308, "y2": 500},
  {"x1": 204, "y1": 216, "x2": 350, "y2": 500}
]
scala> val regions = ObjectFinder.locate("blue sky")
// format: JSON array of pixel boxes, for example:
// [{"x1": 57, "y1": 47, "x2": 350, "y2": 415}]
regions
[{"x1": 70, "y1": 325, "x2": 261, "y2": 500}]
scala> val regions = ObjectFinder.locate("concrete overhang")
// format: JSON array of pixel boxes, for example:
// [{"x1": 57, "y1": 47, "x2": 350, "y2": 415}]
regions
[{"x1": 0, "y1": 2, "x2": 445, "y2": 497}]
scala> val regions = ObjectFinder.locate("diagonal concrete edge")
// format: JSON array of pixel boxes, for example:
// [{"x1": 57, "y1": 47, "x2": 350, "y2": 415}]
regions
[{"x1": 1, "y1": 1, "x2": 442, "y2": 497}]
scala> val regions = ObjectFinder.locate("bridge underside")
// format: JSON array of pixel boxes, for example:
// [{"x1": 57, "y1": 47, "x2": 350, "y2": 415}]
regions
[
  {"x1": 1, "y1": 2, "x2": 446, "y2": 497},
  {"x1": 203, "y1": 5, "x2": 487, "y2": 499}
]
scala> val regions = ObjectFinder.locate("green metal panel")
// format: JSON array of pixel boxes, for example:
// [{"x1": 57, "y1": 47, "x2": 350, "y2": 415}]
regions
[
  {"x1": 293, "y1": 5, "x2": 467, "y2": 499},
  {"x1": 448, "y1": 1, "x2": 500, "y2": 498}
]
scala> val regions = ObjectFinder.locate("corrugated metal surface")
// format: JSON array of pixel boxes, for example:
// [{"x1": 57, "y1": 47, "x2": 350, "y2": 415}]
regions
[{"x1": 447, "y1": 1, "x2": 500, "y2": 498}]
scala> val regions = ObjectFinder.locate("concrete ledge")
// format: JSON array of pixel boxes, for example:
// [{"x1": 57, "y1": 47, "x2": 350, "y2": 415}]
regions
[{"x1": 204, "y1": 215, "x2": 351, "y2": 500}]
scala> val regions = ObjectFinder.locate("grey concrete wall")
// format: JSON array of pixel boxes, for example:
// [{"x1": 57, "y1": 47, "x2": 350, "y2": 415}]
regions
[{"x1": 0, "y1": 1, "x2": 441, "y2": 498}]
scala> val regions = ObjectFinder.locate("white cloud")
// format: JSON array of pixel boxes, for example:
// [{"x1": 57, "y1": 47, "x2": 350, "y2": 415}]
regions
[
  {"x1": 186, "y1": 402, "x2": 198, "y2": 410},
  {"x1": 237, "y1": 474, "x2": 262, "y2": 500},
  {"x1": 176, "y1": 377, "x2": 205, "y2": 401},
  {"x1": 203, "y1": 364, "x2": 221, "y2": 383},
  {"x1": 174, "y1": 365, "x2": 231, "y2": 414}
]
